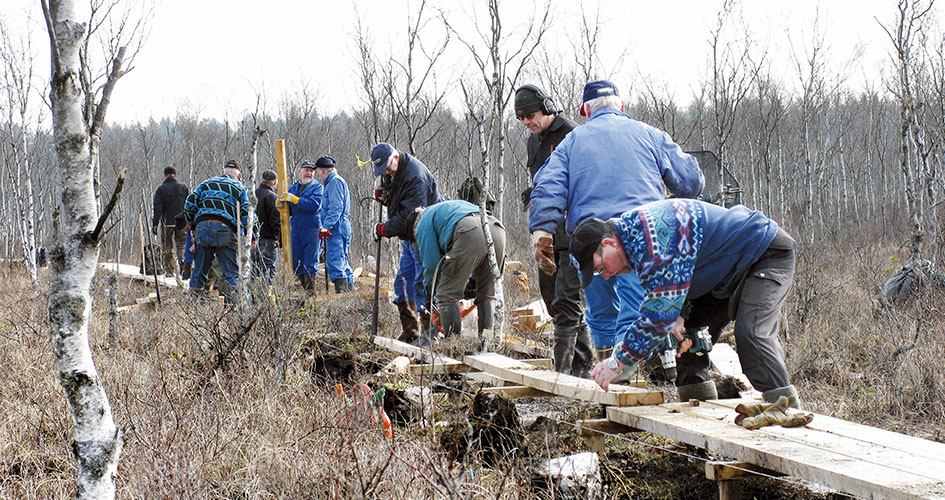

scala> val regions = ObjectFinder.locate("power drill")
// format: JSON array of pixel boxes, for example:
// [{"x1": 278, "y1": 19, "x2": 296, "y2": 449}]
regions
[{"x1": 656, "y1": 326, "x2": 713, "y2": 383}]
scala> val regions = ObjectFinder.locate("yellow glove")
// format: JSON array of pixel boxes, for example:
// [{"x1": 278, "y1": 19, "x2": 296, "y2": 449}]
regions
[{"x1": 279, "y1": 192, "x2": 299, "y2": 205}]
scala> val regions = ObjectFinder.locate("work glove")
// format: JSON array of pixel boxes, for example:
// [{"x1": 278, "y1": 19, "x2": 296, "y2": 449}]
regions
[
  {"x1": 278, "y1": 192, "x2": 299, "y2": 205},
  {"x1": 738, "y1": 396, "x2": 813, "y2": 430},
  {"x1": 318, "y1": 228, "x2": 332, "y2": 240},
  {"x1": 374, "y1": 188, "x2": 389, "y2": 206},
  {"x1": 520, "y1": 187, "x2": 533, "y2": 210},
  {"x1": 534, "y1": 236, "x2": 556, "y2": 275},
  {"x1": 374, "y1": 223, "x2": 387, "y2": 241}
]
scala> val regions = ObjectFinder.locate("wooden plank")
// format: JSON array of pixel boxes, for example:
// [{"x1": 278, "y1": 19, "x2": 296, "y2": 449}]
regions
[
  {"x1": 99, "y1": 262, "x2": 178, "y2": 289},
  {"x1": 480, "y1": 385, "x2": 552, "y2": 398},
  {"x1": 521, "y1": 358, "x2": 554, "y2": 370},
  {"x1": 501, "y1": 332, "x2": 553, "y2": 358},
  {"x1": 408, "y1": 360, "x2": 477, "y2": 376},
  {"x1": 706, "y1": 399, "x2": 945, "y2": 463},
  {"x1": 464, "y1": 352, "x2": 664, "y2": 407},
  {"x1": 373, "y1": 336, "x2": 461, "y2": 365},
  {"x1": 608, "y1": 402, "x2": 945, "y2": 500},
  {"x1": 706, "y1": 461, "x2": 783, "y2": 481},
  {"x1": 577, "y1": 418, "x2": 636, "y2": 436}
]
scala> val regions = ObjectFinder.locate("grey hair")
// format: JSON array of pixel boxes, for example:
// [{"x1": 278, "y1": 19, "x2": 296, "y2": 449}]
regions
[{"x1": 584, "y1": 95, "x2": 624, "y2": 115}]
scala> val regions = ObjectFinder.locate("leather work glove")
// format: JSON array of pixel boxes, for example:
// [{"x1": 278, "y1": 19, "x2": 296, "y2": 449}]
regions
[
  {"x1": 534, "y1": 236, "x2": 556, "y2": 275},
  {"x1": 318, "y1": 228, "x2": 332, "y2": 240},
  {"x1": 374, "y1": 223, "x2": 387, "y2": 241},
  {"x1": 738, "y1": 396, "x2": 813, "y2": 430},
  {"x1": 374, "y1": 188, "x2": 389, "y2": 206},
  {"x1": 279, "y1": 192, "x2": 299, "y2": 205}
]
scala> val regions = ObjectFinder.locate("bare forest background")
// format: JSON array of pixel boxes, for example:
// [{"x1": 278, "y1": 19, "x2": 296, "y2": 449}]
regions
[
  {"x1": 2, "y1": 0, "x2": 945, "y2": 277},
  {"x1": 3, "y1": 0, "x2": 945, "y2": 497}
]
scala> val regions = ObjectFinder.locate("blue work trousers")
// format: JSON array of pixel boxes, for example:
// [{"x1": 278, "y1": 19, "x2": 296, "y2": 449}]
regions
[
  {"x1": 190, "y1": 221, "x2": 239, "y2": 291},
  {"x1": 393, "y1": 240, "x2": 426, "y2": 311},
  {"x1": 324, "y1": 231, "x2": 354, "y2": 284},
  {"x1": 292, "y1": 231, "x2": 320, "y2": 277},
  {"x1": 584, "y1": 272, "x2": 644, "y2": 348},
  {"x1": 252, "y1": 237, "x2": 277, "y2": 283}
]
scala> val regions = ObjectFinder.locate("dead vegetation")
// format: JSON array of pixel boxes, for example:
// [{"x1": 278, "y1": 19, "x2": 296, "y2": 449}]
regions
[{"x1": 0, "y1": 235, "x2": 944, "y2": 498}]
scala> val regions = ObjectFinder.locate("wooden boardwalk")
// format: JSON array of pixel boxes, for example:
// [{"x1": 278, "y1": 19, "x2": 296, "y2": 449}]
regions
[
  {"x1": 373, "y1": 335, "x2": 945, "y2": 500},
  {"x1": 609, "y1": 399, "x2": 945, "y2": 500}
]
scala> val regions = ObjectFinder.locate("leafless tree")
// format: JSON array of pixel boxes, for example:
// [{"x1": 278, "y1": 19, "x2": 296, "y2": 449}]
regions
[{"x1": 41, "y1": 0, "x2": 148, "y2": 496}]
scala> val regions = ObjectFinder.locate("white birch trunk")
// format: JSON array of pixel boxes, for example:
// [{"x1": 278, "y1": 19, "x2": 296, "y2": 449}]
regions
[{"x1": 44, "y1": 1, "x2": 123, "y2": 497}]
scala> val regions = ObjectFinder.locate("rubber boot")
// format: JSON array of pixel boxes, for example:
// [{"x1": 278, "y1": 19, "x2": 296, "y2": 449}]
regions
[
  {"x1": 553, "y1": 326, "x2": 578, "y2": 375},
  {"x1": 571, "y1": 324, "x2": 593, "y2": 379},
  {"x1": 396, "y1": 302, "x2": 420, "y2": 343},
  {"x1": 762, "y1": 385, "x2": 801, "y2": 409},
  {"x1": 677, "y1": 380, "x2": 718, "y2": 402},
  {"x1": 438, "y1": 301, "x2": 463, "y2": 337},
  {"x1": 181, "y1": 261, "x2": 192, "y2": 280},
  {"x1": 477, "y1": 301, "x2": 494, "y2": 334},
  {"x1": 739, "y1": 396, "x2": 813, "y2": 429},
  {"x1": 333, "y1": 278, "x2": 353, "y2": 293}
]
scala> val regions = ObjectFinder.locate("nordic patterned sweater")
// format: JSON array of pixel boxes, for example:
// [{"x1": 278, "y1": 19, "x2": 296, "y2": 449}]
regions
[{"x1": 611, "y1": 199, "x2": 778, "y2": 366}]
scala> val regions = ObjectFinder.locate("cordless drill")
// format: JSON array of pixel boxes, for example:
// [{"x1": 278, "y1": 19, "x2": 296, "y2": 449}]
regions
[{"x1": 656, "y1": 326, "x2": 713, "y2": 383}]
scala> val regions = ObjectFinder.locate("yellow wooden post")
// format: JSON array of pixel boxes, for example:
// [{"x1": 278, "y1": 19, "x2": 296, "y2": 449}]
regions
[{"x1": 275, "y1": 140, "x2": 293, "y2": 278}]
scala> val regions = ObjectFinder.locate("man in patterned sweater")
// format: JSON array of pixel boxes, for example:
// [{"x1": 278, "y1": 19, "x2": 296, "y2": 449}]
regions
[
  {"x1": 569, "y1": 198, "x2": 800, "y2": 407},
  {"x1": 183, "y1": 159, "x2": 254, "y2": 303}
]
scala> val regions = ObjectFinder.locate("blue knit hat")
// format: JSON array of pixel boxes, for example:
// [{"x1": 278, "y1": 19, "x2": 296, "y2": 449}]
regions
[
  {"x1": 370, "y1": 143, "x2": 394, "y2": 177},
  {"x1": 580, "y1": 80, "x2": 619, "y2": 116}
]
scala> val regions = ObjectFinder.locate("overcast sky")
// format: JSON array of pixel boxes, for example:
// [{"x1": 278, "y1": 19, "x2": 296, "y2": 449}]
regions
[{"x1": 2, "y1": 0, "x2": 923, "y2": 124}]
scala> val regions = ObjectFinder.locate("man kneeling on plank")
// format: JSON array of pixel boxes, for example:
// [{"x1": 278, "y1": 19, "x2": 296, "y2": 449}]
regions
[
  {"x1": 570, "y1": 198, "x2": 802, "y2": 409},
  {"x1": 404, "y1": 200, "x2": 505, "y2": 344}
]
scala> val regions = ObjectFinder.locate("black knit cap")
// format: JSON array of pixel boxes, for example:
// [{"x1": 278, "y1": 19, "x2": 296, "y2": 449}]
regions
[
  {"x1": 514, "y1": 86, "x2": 543, "y2": 114},
  {"x1": 164, "y1": 167, "x2": 177, "y2": 176},
  {"x1": 569, "y1": 217, "x2": 610, "y2": 288}
]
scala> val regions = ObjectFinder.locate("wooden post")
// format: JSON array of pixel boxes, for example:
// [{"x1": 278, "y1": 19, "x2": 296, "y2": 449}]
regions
[{"x1": 275, "y1": 140, "x2": 292, "y2": 278}]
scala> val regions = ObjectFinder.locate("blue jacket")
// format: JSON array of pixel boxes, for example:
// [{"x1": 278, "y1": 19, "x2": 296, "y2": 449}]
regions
[
  {"x1": 318, "y1": 171, "x2": 351, "y2": 234},
  {"x1": 383, "y1": 153, "x2": 443, "y2": 239},
  {"x1": 416, "y1": 200, "x2": 480, "y2": 288},
  {"x1": 610, "y1": 199, "x2": 778, "y2": 365},
  {"x1": 289, "y1": 180, "x2": 322, "y2": 236},
  {"x1": 184, "y1": 174, "x2": 252, "y2": 235},
  {"x1": 529, "y1": 107, "x2": 704, "y2": 234}
]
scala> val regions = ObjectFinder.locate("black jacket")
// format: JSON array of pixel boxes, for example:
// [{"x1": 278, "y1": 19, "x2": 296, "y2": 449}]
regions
[
  {"x1": 526, "y1": 114, "x2": 577, "y2": 181},
  {"x1": 255, "y1": 183, "x2": 281, "y2": 241},
  {"x1": 152, "y1": 176, "x2": 189, "y2": 226},
  {"x1": 383, "y1": 153, "x2": 443, "y2": 239}
]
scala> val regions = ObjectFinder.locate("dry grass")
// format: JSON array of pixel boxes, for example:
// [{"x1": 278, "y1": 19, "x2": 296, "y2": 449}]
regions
[{"x1": 1, "y1": 235, "x2": 943, "y2": 498}]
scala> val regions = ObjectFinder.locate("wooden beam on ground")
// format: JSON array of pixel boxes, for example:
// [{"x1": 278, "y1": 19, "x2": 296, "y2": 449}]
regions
[
  {"x1": 607, "y1": 399, "x2": 945, "y2": 500},
  {"x1": 705, "y1": 461, "x2": 783, "y2": 481},
  {"x1": 577, "y1": 418, "x2": 637, "y2": 436},
  {"x1": 501, "y1": 332, "x2": 553, "y2": 358},
  {"x1": 463, "y1": 352, "x2": 664, "y2": 406},
  {"x1": 408, "y1": 360, "x2": 476, "y2": 376},
  {"x1": 99, "y1": 262, "x2": 178, "y2": 289},
  {"x1": 522, "y1": 358, "x2": 553, "y2": 370},
  {"x1": 480, "y1": 385, "x2": 553, "y2": 398}
]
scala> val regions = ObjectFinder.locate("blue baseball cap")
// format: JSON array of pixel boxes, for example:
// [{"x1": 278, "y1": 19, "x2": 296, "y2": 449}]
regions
[
  {"x1": 580, "y1": 80, "x2": 619, "y2": 116},
  {"x1": 370, "y1": 143, "x2": 395, "y2": 177}
]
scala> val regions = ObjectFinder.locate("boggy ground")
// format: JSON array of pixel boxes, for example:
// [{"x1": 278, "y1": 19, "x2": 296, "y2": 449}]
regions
[{"x1": 0, "y1": 234, "x2": 942, "y2": 498}]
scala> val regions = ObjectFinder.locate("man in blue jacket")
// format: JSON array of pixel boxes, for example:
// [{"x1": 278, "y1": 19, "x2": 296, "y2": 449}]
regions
[
  {"x1": 314, "y1": 155, "x2": 354, "y2": 293},
  {"x1": 405, "y1": 200, "x2": 505, "y2": 340},
  {"x1": 570, "y1": 199, "x2": 800, "y2": 407},
  {"x1": 279, "y1": 160, "x2": 323, "y2": 292},
  {"x1": 371, "y1": 142, "x2": 443, "y2": 343},
  {"x1": 528, "y1": 80, "x2": 705, "y2": 396},
  {"x1": 183, "y1": 159, "x2": 253, "y2": 303}
]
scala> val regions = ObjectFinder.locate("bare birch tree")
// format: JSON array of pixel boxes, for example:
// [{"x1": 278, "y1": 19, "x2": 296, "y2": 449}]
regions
[
  {"x1": 42, "y1": 0, "x2": 147, "y2": 496},
  {"x1": 447, "y1": 0, "x2": 550, "y2": 349}
]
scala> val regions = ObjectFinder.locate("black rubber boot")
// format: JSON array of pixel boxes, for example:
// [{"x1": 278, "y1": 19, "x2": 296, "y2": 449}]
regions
[
  {"x1": 477, "y1": 301, "x2": 494, "y2": 334},
  {"x1": 553, "y1": 326, "x2": 578, "y2": 375},
  {"x1": 333, "y1": 279, "x2": 353, "y2": 293},
  {"x1": 438, "y1": 302, "x2": 463, "y2": 337},
  {"x1": 677, "y1": 380, "x2": 719, "y2": 402},
  {"x1": 571, "y1": 324, "x2": 594, "y2": 379}
]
